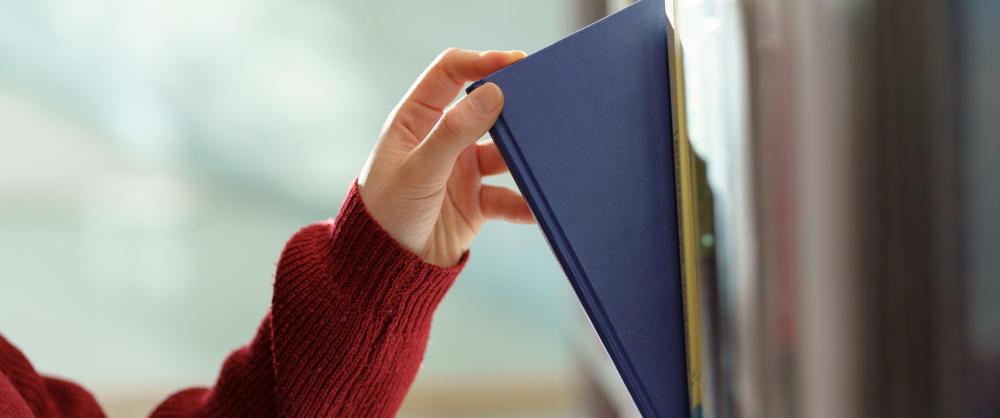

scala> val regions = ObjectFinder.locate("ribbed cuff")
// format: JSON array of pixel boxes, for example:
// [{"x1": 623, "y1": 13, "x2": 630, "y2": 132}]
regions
[
  {"x1": 325, "y1": 180, "x2": 466, "y2": 314},
  {"x1": 273, "y1": 180, "x2": 465, "y2": 325}
]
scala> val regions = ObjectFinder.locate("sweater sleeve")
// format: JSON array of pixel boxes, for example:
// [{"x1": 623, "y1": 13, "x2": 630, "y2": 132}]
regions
[{"x1": 151, "y1": 181, "x2": 464, "y2": 418}]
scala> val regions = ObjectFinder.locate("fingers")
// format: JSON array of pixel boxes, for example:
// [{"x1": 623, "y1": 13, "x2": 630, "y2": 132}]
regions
[
  {"x1": 408, "y1": 48, "x2": 525, "y2": 112},
  {"x1": 480, "y1": 185, "x2": 535, "y2": 224},
  {"x1": 409, "y1": 82, "x2": 504, "y2": 178},
  {"x1": 477, "y1": 141, "x2": 508, "y2": 176},
  {"x1": 393, "y1": 49, "x2": 525, "y2": 141}
]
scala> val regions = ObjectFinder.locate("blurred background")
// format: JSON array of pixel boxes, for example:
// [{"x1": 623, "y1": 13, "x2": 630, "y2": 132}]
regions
[
  {"x1": 3, "y1": 0, "x2": 999, "y2": 417},
  {"x1": 0, "y1": 0, "x2": 636, "y2": 416}
]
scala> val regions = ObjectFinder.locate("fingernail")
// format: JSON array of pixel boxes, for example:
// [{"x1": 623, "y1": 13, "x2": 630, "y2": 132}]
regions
[
  {"x1": 507, "y1": 50, "x2": 528, "y2": 58},
  {"x1": 470, "y1": 83, "x2": 502, "y2": 113}
]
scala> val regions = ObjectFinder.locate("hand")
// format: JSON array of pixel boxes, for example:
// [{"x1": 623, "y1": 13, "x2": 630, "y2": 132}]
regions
[{"x1": 358, "y1": 48, "x2": 535, "y2": 267}]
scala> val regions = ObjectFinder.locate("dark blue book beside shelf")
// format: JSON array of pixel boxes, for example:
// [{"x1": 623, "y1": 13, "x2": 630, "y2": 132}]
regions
[{"x1": 467, "y1": 0, "x2": 688, "y2": 417}]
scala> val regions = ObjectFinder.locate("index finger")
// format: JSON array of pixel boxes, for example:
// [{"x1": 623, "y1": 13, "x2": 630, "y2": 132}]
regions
[
  {"x1": 406, "y1": 49, "x2": 525, "y2": 113},
  {"x1": 391, "y1": 49, "x2": 525, "y2": 142}
]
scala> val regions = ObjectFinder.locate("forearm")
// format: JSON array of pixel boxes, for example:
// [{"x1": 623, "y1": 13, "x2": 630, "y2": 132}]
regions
[{"x1": 152, "y1": 182, "x2": 462, "y2": 418}]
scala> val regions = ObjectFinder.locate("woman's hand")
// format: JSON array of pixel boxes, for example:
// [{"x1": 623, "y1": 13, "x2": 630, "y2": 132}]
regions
[{"x1": 358, "y1": 48, "x2": 535, "y2": 267}]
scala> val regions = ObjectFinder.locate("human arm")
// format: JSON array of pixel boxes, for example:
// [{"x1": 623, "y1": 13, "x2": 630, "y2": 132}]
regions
[{"x1": 151, "y1": 48, "x2": 531, "y2": 417}]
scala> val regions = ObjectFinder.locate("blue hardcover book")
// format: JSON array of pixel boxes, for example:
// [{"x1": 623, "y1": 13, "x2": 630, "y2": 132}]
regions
[{"x1": 467, "y1": 1, "x2": 687, "y2": 417}]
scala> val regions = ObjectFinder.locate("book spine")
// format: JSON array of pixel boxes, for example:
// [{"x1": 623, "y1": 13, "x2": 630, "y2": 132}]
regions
[{"x1": 666, "y1": 14, "x2": 706, "y2": 417}]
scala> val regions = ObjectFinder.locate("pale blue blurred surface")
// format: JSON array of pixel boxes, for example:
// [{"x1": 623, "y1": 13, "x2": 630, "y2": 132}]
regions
[{"x1": 0, "y1": 0, "x2": 582, "y2": 415}]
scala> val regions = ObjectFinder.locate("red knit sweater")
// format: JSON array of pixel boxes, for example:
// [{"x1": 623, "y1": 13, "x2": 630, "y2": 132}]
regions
[{"x1": 0, "y1": 182, "x2": 464, "y2": 417}]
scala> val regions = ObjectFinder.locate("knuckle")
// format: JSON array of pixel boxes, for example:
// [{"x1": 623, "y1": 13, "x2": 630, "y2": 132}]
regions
[
  {"x1": 433, "y1": 48, "x2": 467, "y2": 84},
  {"x1": 438, "y1": 109, "x2": 468, "y2": 139},
  {"x1": 431, "y1": 48, "x2": 460, "y2": 70},
  {"x1": 439, "y1": 47, "x2": 461, "y2": 61},
  {"x1": 388, "y1": 105, "x2": 427, "y2": 143}
]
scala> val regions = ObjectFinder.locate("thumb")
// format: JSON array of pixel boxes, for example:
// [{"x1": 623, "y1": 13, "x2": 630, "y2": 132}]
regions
[{"x1": 409, "y1": 82, "x2": 504, "y2": 179}]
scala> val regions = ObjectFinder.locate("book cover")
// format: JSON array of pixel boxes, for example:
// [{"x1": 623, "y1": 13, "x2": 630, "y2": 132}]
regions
[{"x1": 467, "y1": 1, "x2": 689, "y2": 417}]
